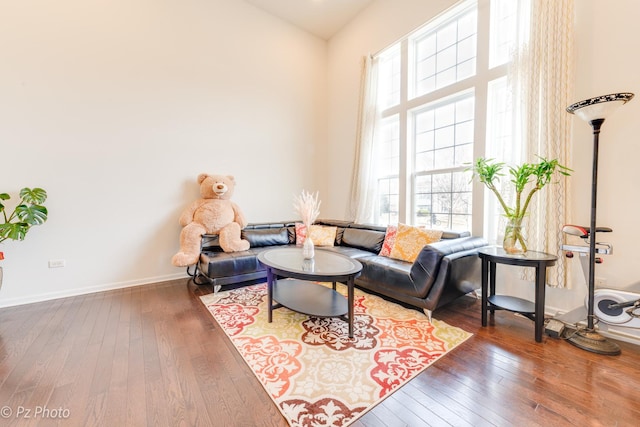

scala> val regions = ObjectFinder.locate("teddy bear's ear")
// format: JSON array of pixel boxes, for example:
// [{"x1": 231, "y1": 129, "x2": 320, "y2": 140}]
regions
[
  {"x1": 197, "y1": 173, "x2": 209, "y2": 184},
  {"x1": 227, "y1": 175, "x2": 236, "y2": 184}
]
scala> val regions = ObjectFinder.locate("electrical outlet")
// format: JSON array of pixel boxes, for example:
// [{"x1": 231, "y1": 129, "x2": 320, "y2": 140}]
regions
[
  {"x1": 48, "y1": 259, "x2": 66, "y2": 268},
  {"x1": 595, "y1": 276, "x2": 607, "y2": 287}
]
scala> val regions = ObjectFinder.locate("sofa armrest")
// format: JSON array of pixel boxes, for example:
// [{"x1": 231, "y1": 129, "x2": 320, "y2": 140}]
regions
[
  {"x1": 409, "y1": 236, "x2": 488, "y2": 300},
  {"x1": 419, "y1": 236, "x2": 488, "y2": 310}
]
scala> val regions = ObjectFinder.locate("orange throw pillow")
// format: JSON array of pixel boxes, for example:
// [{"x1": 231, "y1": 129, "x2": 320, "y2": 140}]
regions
[{"x1": 389, "y1": 224, "x2": 443, "y2": 262}]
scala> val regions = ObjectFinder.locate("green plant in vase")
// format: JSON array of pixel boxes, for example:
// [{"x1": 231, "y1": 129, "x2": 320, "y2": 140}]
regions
[
  {"x1": 0, "y1": 187, "x2": 48, "y2": 288},
  {"x1": 0, "y1": 187, "x2": 48, "y2": 243},
  {"x1": 0, "y1": 188, "x2": 48, "y2": 276},
  {"x1": 469, "y1": 158, "x2": 571, "y2": 254}
]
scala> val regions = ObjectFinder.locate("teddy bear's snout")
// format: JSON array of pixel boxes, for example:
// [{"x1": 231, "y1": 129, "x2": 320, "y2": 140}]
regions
[{"x1": 213, "y1": 183, "x2": 228, "y2": 195}]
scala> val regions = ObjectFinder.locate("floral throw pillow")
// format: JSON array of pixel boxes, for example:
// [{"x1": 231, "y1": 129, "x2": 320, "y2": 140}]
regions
[
  {"x1": 378, "y1": 225, "x2": 398, "y2": 257},
  {"x1": 308, "y1": 225, "x2": 337, "y2": 246},
  {"x1": 295, "y1": 223, "x2": 308, "y2": 245},
  {"x1": 295, "y1": 224, "x2": 337, "y2": 247},
  {"x1": 389, "y1": 223, "x2": 443, "y2": 263}
]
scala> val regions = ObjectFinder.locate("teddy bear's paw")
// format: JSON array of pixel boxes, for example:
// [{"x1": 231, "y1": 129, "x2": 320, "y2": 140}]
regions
[{"x1": 172, "y1": 252, "x2": 199, "y2": 267}]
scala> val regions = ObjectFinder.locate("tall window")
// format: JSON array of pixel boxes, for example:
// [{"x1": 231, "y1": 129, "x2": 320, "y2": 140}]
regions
[{"x1": 371, "y1": 0, "x2": 517, "y2": 234}]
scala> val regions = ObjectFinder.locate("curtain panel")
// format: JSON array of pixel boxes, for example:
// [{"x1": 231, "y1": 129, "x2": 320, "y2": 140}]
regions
[
  {"x1": 347, "y1": 55, "x2": 380, "y2": 224},
  {"x1": 510, "y1": 0, "x2": 575, "y2": 288}
]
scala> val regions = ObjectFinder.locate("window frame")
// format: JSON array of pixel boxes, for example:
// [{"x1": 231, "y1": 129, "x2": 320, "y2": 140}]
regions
[{"x1": 371, "y1": 0, "x2": 511, "y2": 235}]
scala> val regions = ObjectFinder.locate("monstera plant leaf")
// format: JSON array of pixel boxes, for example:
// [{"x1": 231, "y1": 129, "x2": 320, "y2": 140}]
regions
[
  {"x1": 15, "y1": 204, "x2": 48, "y2": 225},
  {"x1": 19, "y1": 187, "x2": 48, "y2": 205},
  {"x1": 0, "y1": 222, "x2": 30, "y2": 242}
]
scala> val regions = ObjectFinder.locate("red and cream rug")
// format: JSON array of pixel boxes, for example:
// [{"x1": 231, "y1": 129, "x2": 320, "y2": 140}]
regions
[{"x1": 200, "y1": 282, "x2": 471, "y2": 427}]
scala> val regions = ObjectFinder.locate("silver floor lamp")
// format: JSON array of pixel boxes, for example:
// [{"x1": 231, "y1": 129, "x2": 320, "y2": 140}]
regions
[{"x1": 566, "y1": 92, "x2": 634, "y2": 355}]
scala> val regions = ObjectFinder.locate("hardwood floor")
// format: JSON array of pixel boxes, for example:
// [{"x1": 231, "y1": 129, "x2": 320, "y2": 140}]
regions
[{"x1": 1, "y1": 278, "x2": 639, "y2": 426}]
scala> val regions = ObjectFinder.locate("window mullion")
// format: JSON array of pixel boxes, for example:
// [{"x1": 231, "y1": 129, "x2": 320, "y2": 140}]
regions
[
  {"x1": 471, "y1": 0, "x2": 491, "y2": 237},
  {"x1": 398, "y1": 39, "x2": 410, "y2": 224}
]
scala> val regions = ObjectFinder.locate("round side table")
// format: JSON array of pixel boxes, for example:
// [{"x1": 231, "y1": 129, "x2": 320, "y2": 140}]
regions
[{"x1": 478, "y1": 246, "x2": 557, "y2": 342}]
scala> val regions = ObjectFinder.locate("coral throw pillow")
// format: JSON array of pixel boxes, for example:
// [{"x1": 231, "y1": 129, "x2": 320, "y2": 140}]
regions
[
  {"x1": 379, "y1": 225, "x2": 398, "y2": 257},
  {"x1": 295, "y1": 224, "x2": 337, "y2": 247},
  {"x1": 295, "y1": 223, "x2": 308, "y2": 245},
  {"x1": 389, "y1": 224, "x2": 443, "y2": 263}
]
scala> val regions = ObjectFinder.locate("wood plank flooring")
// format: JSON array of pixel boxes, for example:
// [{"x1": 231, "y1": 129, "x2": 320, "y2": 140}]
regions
[{"x1": 0, "y1": 278, "x2": 639, "y2": 426}]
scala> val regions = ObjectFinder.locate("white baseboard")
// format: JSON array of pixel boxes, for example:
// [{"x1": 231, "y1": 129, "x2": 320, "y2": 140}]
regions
[{"x1": 0, "y1": 272, "x2": 189, "y2": 309}]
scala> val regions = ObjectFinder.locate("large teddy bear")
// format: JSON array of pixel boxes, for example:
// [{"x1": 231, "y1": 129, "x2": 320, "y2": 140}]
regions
[{"x1": 171, "y1": 173, "x2": 250, "y2": 267}]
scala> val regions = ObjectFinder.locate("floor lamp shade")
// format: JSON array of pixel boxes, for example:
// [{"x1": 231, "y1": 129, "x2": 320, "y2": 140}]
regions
[{"x1": 567, "y1": 92, "x2": 634, "y2": 122}]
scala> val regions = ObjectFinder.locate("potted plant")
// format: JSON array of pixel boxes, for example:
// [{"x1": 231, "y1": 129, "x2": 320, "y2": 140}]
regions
[
  {"x1": 469, "y1": 158, "x2": 571, "y2": 254},
  {"x1": 0, "y1": 187, "x2": 48, "y2": 287}
]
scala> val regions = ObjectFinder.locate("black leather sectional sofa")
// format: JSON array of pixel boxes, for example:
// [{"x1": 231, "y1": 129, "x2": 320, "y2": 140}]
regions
[{"x1": 189, "y1": 219, "x2": 488, "y2": 319}]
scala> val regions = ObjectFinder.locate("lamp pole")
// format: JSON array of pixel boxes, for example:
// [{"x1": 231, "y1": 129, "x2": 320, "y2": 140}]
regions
[{"x1": 587, "y1": 118, "x2": 604, "y2": 330}]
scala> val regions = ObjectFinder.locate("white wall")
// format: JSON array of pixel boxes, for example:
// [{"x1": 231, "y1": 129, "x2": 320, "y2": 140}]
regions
[
  {"x1": 326, "y1": 0, "x2": 640, "y2": 314},
  {"x1": 0, "y1": 0, "x2": 327, "y2": 306}
]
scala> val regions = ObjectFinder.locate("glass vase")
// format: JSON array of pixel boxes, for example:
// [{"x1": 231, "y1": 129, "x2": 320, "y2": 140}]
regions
[
  {"x1": 302, "y1": 236, "x2": 315, "y2": 259},
  {"x1": 503, "y1": 217, "x2": 527, "y2": 254}
]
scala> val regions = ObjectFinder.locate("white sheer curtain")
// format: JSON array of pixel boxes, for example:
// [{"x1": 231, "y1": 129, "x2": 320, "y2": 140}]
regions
[
  {"x1": 347, "y1": 55, "x2": 380, "y2": 224},
  {"x1": 509, "y1": 0, "x2": 575, "y2": 288}
]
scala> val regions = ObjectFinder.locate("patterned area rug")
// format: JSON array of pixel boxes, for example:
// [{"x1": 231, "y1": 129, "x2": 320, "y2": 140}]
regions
[{"x1": 200, "y1": 282, "x2": 471, "y2": 427}]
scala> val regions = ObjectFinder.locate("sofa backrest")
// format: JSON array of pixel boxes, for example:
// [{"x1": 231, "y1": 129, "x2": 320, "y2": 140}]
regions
[
  {"x1": 340, "y1": 228, "x2": 386, "y2": 253},
  {"x1": 201, "y1": 219, "x2": 472, "y2": 253},
  {"x1": 242, "y1": 227, "x2": 291, "y2": 247},
  {"x1": 201, "y1": 221, "x2": 295, "y2": 252}
]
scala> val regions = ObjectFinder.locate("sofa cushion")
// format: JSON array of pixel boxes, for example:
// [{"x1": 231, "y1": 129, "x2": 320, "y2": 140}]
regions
[
  {"x1": 341, "y1": 228, "x2": 385, "y2": 253},
  {"x1": 200, "y1": 249, "x2": 266, "y2": 279},
  {"x1": 321, "y1": 246, "x2": 378, "y2": 259},
  {"x1": 389, "y1": 224, "x2": 443, "y2": 262},
  {"x1": 242, "y1": 228, "x2": 290, "y2": 248}
]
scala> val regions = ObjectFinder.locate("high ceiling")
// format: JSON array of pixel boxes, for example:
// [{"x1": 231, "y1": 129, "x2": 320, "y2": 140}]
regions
[{"x1": 244, "y1": 0, "x2": 375, "y2": 40}]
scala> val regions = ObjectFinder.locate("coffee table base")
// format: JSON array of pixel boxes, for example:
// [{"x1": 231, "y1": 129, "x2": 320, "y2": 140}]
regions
[
  {"x1": 268, "y1": 277, "x2": 355, "y2": 338},
  {"x1": 271, "y1": 279, "x2": 348, "y2": 318},
  {"x1": 259, "y1": 249, "x2": 362, "y2": 339}
]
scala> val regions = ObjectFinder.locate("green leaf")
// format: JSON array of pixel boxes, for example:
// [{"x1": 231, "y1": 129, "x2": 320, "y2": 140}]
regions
[
  {"x1": 0, "y1": 223, "x2": 29, "y2": 242},
  {"x1": 20, "y1": 187, "x2": 47, "y2": 205},
  {"x1": 467, "y1": 157, "x2": 505, "y2": 185},
  {"x1": 15, "y1": 204, "x2": 48, "y2": 225}
]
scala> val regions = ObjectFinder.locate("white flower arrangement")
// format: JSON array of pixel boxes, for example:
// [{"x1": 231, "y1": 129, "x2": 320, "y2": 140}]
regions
[{"x1": 293, "y1": 190, "x2": 321, "y2": 227}]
